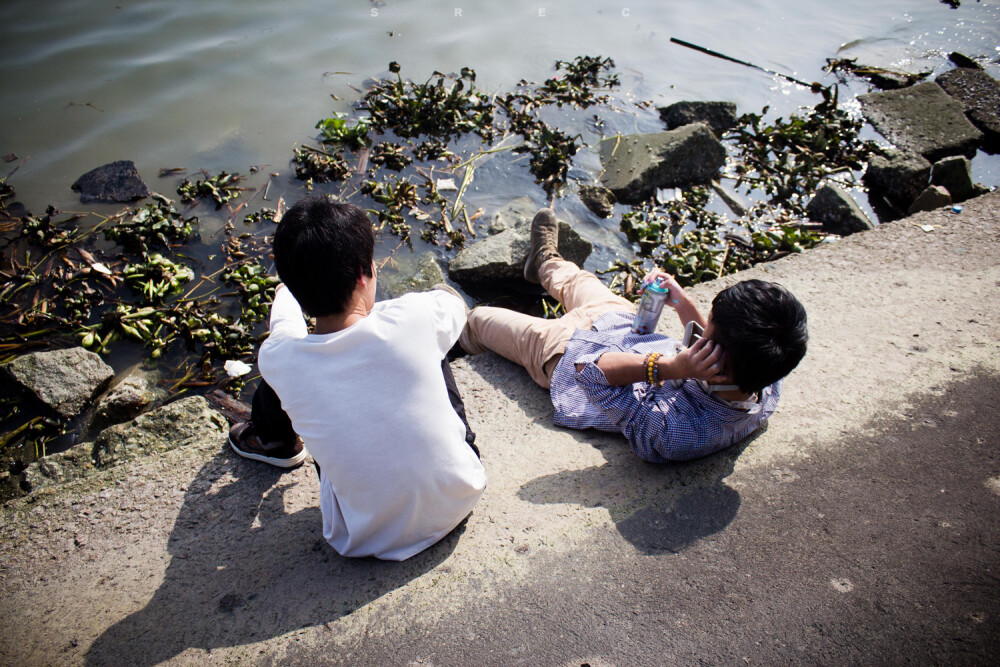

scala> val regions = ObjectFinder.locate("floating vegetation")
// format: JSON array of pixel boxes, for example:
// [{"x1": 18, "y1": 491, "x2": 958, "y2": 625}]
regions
[
  {"x1": 177, "y1": 171, "x2": 244, "y2": 208},
  {"x1": 223, "y1": 262, "x2": 279, "y2": 326},
  {"x1": 412, "y1": 139, "x2": 455, "y2": 163},
  {"x1": 726, "y1": 90, "x2": 880, "y2": 211},
  {"x1": 103, "y1": 200, "x2": 198, "y2": 254},
  {"x1": 361, "y1": 63, "x2": 495, "y2": 141},
  {"x1": 242, "y1": 207, "x2": 277, "y2": 225},
  {"x1": 362, "y1": 176, "x2": 419, "y2": 240},
  {"x1": 19, "y1": 206, "x2": 80, "y2": 248},
  {"x1": 123, "y1": 254, "x2": 195, "y2": 304},
  {"x1": 315, "y1": 112, "x2": 372, "y2": 150},
  {"x1": 292, "y1": 146, "x2": 351, "y2": 183},
  {"x1": 370, "y1": 142, "x2": 412, "y2": 171},
  {"x1": 533, "y1": 56, "x2": 620, "y2": 108}
]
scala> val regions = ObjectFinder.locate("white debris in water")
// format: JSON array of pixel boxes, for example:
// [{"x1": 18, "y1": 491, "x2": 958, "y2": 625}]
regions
[{"x1": 224, "y1": 360, "x2": 252, "y2": 378}]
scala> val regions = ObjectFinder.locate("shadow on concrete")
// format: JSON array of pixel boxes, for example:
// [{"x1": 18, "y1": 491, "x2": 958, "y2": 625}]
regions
[
  {"x1": 518, "y1": 428, "x2": 764, "y2": 554},
  {"x1": 85, "y1": 452, "x2": 462, "y2": 666}
]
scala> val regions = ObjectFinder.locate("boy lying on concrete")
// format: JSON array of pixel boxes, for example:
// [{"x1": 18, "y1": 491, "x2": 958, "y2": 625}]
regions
[
  {"x1": 229, "y1": 196, "x2": 486, "y2": 560},
  {"x1": 460, "y1": 208, "x2": 808, "y2": 462}
]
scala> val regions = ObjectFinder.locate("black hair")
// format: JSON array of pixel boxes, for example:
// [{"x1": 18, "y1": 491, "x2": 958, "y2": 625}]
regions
[
  {"x1": 272, "y1": 196, "x2": 375, "y2": 316},
  {"x1": 710, "y1": 279, "x2": 808, "y2": 394}
]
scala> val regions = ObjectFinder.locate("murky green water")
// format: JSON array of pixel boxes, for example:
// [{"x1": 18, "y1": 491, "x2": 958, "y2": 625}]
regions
[{"x1": 2, "y1": 0, "x2": 998, "y2": 211}]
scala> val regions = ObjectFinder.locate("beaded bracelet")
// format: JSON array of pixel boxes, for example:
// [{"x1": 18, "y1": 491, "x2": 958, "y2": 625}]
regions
[{"x1": 644, "y1": 352, "x2": 663, "y2": 387}]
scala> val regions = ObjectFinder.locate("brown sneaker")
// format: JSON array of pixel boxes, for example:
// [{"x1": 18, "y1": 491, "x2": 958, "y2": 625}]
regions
[
  {"x1": 523, "y1": 208, "x2": 562, "y2": 284},
  {"x1": 228, "y1": 422, "x2": 307, "y2": 469}
]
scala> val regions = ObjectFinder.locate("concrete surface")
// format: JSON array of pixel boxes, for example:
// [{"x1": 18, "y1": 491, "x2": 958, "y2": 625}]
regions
[{"x1": 1, "y1": 192, "x2": 998, "y2": 666}]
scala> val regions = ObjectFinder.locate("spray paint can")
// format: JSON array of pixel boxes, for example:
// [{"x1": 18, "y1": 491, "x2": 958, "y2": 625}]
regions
[{"x1": 631, "y1": 278, "x2": 669, "y2": 335}]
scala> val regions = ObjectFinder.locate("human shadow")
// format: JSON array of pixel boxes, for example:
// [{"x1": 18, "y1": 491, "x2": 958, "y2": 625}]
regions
[
  {"x1": 518, "y1": 427, "x2": 765, "y2": 554},
  {"x1": 85, "y1": 450, "x2": 462, "y2": 666}
]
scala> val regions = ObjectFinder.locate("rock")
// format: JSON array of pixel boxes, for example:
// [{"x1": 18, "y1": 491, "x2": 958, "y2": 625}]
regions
[
  {"x1": 487, "y1": 196, "x2": 537, "y2": 234},
  {"x1": 379, "y1": 252, "x2": 447, "y2": 298},
  {"x1": 806, "y1": 185, "x2": 874, "y2": 236},
  {"x1": 22, "y1": 446, "x2": 95, "y2": 493},
  {"x1": 657, "y1": 101, "x2": 738, "y2": 136},
  {"x1": 448, "y1": 216, "x2": 592, "y2": 287},
  {"x1": 91, "y1": 396, "x2": 227, "y2": 468},
  {"x1": 858, "y1": 82, "x2": 984, "y2": 162},
  {"x1": 948, "y1": 52, "x2": 982, "y2": 70},
  {"x1": 3, "y1": 348, "x2": 115, "y2": 419},
  {"x1": 598, "y1": 124, "x2": 726, "y2": 204},
  {"x1": 71, "y1": 160, "x2": 150, "y2": 204},
  {"x1": 930, "y1": 156, "x2": 976, "y2": 203},
  {"x1": 864, "y1": 71, "x2": 918, "y2": 91},
  {"x1": 578, "y1": 185, "x2": 616, "y2": 218},
  {"x1": 907, "y1": 185, "x2": 953, "y2": 215},
  {"x1": 862, "y1": 149, "x2": 932, "y2": 207},
  {"x1": 711, "y1": 181, "x2": 748, "y2": 217},
  {"x1": 93, "y1": 370, "x2": 166, "y2": 430},
  {"x1": 935, "y1": 68, "x2": 1000, "y2": 151}
]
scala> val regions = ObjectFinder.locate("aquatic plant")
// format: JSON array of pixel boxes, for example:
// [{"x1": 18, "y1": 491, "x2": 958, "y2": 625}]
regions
[
  {"x1": 104, "y1": 200, "x2": 198, "y2": 254},
  {"x1": 533, "y1": 55, "x2": 620, "y2": 108},
  {"x1": 177, "y1": 171, "x2": 244, "y2": 208},
  {"x1": 370, "y1": 142, "x2": 412, "y2": 171},
  {"x1": 315, "y1": 112, "x2": 372, "y2": 150},
  {"x1": 361, "y1": 63, "x2": 494, "y2": 141},
  {"x1": 292, "y1": 146, "x2": 351, "y2": 183},
  {"x1": 123, "y1": 253, "x2": 194, "y2": 304}
]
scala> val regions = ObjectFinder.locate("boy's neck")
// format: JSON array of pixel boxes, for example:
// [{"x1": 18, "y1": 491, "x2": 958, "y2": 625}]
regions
[{"x1": 312, "y1": 301, "x2": 371, "y2": 334}]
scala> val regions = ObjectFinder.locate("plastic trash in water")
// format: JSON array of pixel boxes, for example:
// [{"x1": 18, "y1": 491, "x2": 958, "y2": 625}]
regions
[
  {"x1": 952, "y1": 205, "x2": 963, "y2": 213},
  {"x1": 224, "y1": 359, "x2": 253, "y2": 378}
]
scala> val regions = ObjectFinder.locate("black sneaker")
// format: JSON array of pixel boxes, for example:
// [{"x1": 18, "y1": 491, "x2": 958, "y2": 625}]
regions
[{"x1": 228, "y1": 422, "x2": 307, "y2": 469}]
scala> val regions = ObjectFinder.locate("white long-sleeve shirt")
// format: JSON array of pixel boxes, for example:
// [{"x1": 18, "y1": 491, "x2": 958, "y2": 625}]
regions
[{"x1": 259, "y1": 287, "x2": 486, "y2": 560}]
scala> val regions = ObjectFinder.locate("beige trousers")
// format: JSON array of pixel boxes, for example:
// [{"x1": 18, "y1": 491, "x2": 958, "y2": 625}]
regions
[{"x1": 464, "y1": 259, "x2": 635, "y2": 388}]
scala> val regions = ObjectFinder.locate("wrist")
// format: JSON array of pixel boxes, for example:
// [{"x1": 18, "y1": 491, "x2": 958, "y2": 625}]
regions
[{"x1": 657, "y1": 355, "x2": 683, "y2": 381}]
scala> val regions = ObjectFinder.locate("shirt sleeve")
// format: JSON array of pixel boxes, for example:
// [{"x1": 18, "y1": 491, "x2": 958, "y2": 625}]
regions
[
  {"x1": 428, "y1": 290, "x2": 468, "y2": 357},
  {"x1": 574, "y1": 358, "x2": 720, "y2": 463},
  {"x1": 268, "y1": 286, "x2": 309, "y2": 340}
]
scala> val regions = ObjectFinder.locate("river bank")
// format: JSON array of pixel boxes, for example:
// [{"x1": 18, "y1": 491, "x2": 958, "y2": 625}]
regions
[{"x1": 1, "y1": 188, "x2": 997, "y2": 665}]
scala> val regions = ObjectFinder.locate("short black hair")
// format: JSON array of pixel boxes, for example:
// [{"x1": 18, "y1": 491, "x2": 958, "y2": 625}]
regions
[
  {"x1": 710, "y1": 279, "x2": 808, "y2": 394},
  {"x1": 272, "y1": 196, "x2": 374, "y2": 316}
]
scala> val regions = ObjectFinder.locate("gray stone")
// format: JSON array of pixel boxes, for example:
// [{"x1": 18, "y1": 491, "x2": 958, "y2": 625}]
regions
[
  {"x1": 93, "y1": 370, "x2": 166, "y2": 429},
  {"x1": 379, "y1": 252, "x2": 447, "y2": 298},
  {"x1": 948, "y1": 52, "x2": 982, "y2": 70},
  {"x1": 862, "y1": 149, "x2": 932, "y2": 207},
  {"x1": 908, "y1": 185, "x2": 953, "y2": 215},
  {"x1": 936, "y1": 68, "x2": 1000, "y2": 151},
  {"x1": 487, "y1": 197, "x2": 538, "y2": 234},
  {"x1": 578, "y1": 185, "x2": 616, "y2": 218},
  {"x1": 598, "y1": 124, "x2": 726, "y2": 204},
  {"x1": 864, "y1": 71, "x2": 917, "y2": 91},
  {"x1": 657, "y1": 101, "x2": 738, "y2": 136},
  {"x1": 858, "y1": 82, "x2": 984, "y2": 162},
  {"x1": 22, "y1": 446, "x2": 95, "y2": 493},
  {"x1": 448, "y1": 217, "x2": 592, "y2": 287},
  {"x1": 91, "y1": 396, "x2": 227, "y2": 468},
  {"x1": 3, "y1": 348, "x2": 115, "y2": 418},
  {"x1": 71, "y1": 160, "x2": 150, "y2": 204},
  {"x1": 930, "y1": 156, "x2": 976, "y2": 203},
  {"x1": 806, "y1": 185, "x2": 874, "y2": 236}
]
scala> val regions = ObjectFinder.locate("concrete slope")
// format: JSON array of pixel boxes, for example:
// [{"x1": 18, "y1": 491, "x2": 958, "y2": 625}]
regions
[{"x1": 1, "y1": 193, "x2": 998, "y2": 666}]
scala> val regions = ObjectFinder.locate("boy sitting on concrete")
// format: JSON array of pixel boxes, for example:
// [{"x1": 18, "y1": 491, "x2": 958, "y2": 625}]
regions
[
  {"x1": 460, "y1": 208, "x2": 808, "y2": 462},
  {"x1": 229, "y1": 196, "x2": 486, "y2": 560}
]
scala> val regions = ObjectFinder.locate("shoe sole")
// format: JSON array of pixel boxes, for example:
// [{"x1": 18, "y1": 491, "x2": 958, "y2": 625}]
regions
[{"x1": 228, "y1": 435, "x2": 308, "y2": 469}]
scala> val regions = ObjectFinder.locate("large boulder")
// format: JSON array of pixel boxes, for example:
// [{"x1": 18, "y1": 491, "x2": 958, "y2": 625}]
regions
[
  {"x1": 379, "y1": 252, "x2": 447, "y2": 298},
  {"x1": 71, "y1": 160, "x2": 150, "y2": 204},
  {"x1": 935, "y1": 68, "x2": 1000, "y2": 151},
  {"x1": 448, "y1": 216, "x2": 592, "y2": 287},
  {"x1": 806, "y1": 185, "x2": 874, "y2": 236},
  {"x1": 578, "y1": 184, "x2": 616, "y2": 219},
  {"x1": 22, "y1": 445, "x2": 94, "y2": 493},
  {"x1": 91, "y1": 396, "x2": 227, "y2": 468},
  {"x1": 858, "y1": 82, "x2": 983, "y2": 162},
  {"x1": 862, "y1": 149, "x2": 932, "y2": 208},
  {"x1": 598, "y1": 124, "x2": 726, "y2": 204},
  {"x1": 930, "y1": 156, "x2": 977, "y2": 203},
  {"x1": 657, "y1": 101, "x2": 738, "y2": 136},
  {"x1": 487, "y1": 196, "x2": 538, "y2": 234},
  {"x1": 3, "y1": 347, "x2": 115, "y2": 419}
]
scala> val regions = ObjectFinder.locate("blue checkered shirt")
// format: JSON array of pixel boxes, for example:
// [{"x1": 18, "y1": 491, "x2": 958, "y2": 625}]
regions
[{"x1": 549, "y1": 311, "x2": 781, "y2": 462}]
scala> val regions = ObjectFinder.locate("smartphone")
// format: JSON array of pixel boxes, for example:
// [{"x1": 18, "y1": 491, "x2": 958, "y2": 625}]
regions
[{"x1": 682, "y1": 321, "x2": 704, "y2": 348}]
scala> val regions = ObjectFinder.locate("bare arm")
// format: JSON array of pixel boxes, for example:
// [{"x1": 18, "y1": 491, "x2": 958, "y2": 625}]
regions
[
  {"x1": 644, "y1": 270, "x2": 707, "y2": 329},
  {"x1": 576, "y1": 338, "x2": 728, "y2": 386}
]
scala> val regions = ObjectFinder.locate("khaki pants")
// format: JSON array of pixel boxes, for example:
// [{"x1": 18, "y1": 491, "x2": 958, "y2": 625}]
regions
[{"x1": 464, "y1": 259, "x2": 635, "y2": 388}]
